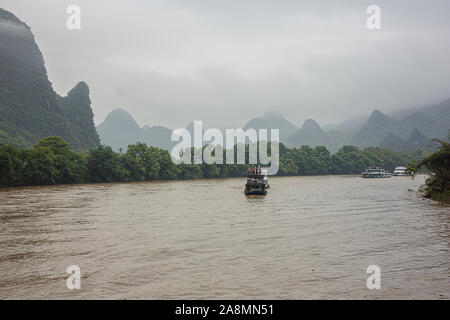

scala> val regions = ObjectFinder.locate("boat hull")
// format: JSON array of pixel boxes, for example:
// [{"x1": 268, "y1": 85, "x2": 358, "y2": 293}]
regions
[
  {"x1": 361, "y1": 173, "x2": 391, "y2": 178},
  {"x1": 244, "y1": 190, "x2": 268, "y2": 195}
]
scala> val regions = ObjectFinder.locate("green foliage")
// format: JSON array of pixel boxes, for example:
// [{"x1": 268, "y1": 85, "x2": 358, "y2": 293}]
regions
[
  {"x1": 87, "y1": 145, "x2": 125, "y2": 182},
  {"x1": 0, "y1": 136, "x2": 86, "y2": 186},
  {"x1": 406, "y1": 159, "x2": 418, "y2": 177},
  {"x1": 56, "y1": 82, "x2": 100, "y2": 150},
  {"x1": 21, "y1": 147, "x2": 58, "y2": 185},
  {"x1": 179, "y1": 163, "x2": 204, "y2": 179},
  {"x1": 418, "y1": 139, "x2": 450, "y2": 202},
  {"x1": 157, "y1": 148, "x2": 181, "y2": 179},
  {"x1": 0, "y1": 144, "x2": 23, "y2": 186},
  {"x1": 0, "y1": 138, "x2": 430, "y2": 188},
  {"x1": 34, "y1": 136, "x2": 87, "y2": 184}
]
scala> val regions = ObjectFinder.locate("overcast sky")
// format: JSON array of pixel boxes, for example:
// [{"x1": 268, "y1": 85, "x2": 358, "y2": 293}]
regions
[{"x1": 2, "y1": 0, "x2": 450, "y2": 129}]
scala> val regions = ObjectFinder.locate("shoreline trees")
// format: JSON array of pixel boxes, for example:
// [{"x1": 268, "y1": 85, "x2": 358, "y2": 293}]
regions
[{"x1": 0, "y1": 136, "x2": 429, "y2": 188}]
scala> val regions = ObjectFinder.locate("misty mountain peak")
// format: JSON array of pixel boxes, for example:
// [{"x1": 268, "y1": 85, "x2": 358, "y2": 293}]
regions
[
  {"x1": 64, "y1": 82, "x2": 91, "y2": 109},
  {"x1": 60, "y1": 81, "x2": 92, "y2": 114},
  {"x1": 302, "y1": 119, "x2": 323, "y2": 133},
  {"x1": 0, "y1": 7, "x2": 29, "y2": 29},
  {"x1": 110, "y1": 107, "x2": 133, "y2": 117},
  {"x1": 96, "y1": 108, "x2": 174, "y2": 151},
  {"x1": 0, "y1": 8, "x2": 99, "y2": 150},
  {"x1": 100, "y1": 108, "x2": 140, "y2": 130},
  {"x1": 67, "y1": 81, "x2": 89, "y2": 97},
  {"x1": 408, "y1": 128, "x2": 428, "y2": 144},
  {"x1": 368, "y1": 109, "x2": 391, "y2": 122},
  {"x1": 361, "y1": 109, "x2": 395, "y2": 132},
  {"x1": 243, "y1": 112, "x2": 298, "y2": 142}
]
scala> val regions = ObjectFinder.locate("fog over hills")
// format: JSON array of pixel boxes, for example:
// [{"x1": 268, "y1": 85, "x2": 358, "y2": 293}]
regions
[
  {"x1": 322, "y1": 116, "x2": 367, "y2": 132},
  {"x1": 286, "y1": 119, "x2": 350, "y2": 153},
  {"x1": 1, "y1": 5, "x2": 448, "y2": 154},
  {"x1": 243, "y1": 111, "x2": 298, "y2": 142},
  {"x1": 96, "y1": 108, "x2": 173, "y2": 152},
  {"x1": 0, "y1": 8, "x2": 99, "y2": 150},
  {"x1": 96, "y1": 108, "x2": 144, "y2": 152},
  {"x1": 350, "y1": 100, "x2": 450, "y2": 148},
  {"x1": 4, "y1": 1, "x2": 450, "y2": 129},
  {"x1": 97, "y1": 98, "x2": 449, "y2": 153}
]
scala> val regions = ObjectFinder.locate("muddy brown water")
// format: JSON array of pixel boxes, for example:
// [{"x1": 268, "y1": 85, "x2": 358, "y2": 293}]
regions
[{"x1": 0, "y1": 175, "x2": 448, "y2": 299}]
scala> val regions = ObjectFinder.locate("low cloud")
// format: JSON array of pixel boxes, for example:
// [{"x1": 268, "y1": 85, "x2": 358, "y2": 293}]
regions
[{"x1": 2, "y1": 0, "x2": 450, "y2": 128}]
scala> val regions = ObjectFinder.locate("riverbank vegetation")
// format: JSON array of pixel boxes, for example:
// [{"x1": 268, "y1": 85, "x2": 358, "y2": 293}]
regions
[
  {"x1": 418, "y1": 139, "x2": 450, "y2": 203},
  {"x1": 0, "y1": 136, "x2": 428, "y2": 187}
]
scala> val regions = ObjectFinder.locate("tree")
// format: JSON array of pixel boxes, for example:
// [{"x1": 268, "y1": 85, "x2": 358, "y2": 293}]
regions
[
  {"x1": 21, "y1": 146, "x2": 58, "y2": 185},
  {"x1": 179, "y1": 163, "x2": 203, "y2": 179},
  {"x1": 330, "y1": 146, "x2": 365, "y2": 174},
  {"x1": 0, "y1": 144, "x2": 23, "y2": 186},
  {"x1": 34, "y1": 136, "x2": 86, "y2": 184},
  {"x1": 0, "y1": 136, "x2": 432, "y2": 187},
  {"x1": 122, "y1": 143, "x2": 148, "y2": 181},
  {"x1": 87, "y1": 145, "x2": 124, "y2": 182},
  {"x1": 156, "y1": 148, "x2": 180, "y2": 179},
  {"x1": 419, "y1": 139, "x2": 450, "y2": 202},
  {"x1": 406, "y1": 159, "x2": 418, "y2": 178}
]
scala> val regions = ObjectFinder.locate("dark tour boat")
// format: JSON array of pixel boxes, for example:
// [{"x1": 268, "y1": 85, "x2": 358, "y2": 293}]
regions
[{"x1": 244, "y1": 166, "x2": 270, "y2": 195}]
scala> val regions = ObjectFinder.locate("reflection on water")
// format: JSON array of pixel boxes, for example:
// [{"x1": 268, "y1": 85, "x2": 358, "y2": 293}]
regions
[{"x1": 0, "y1": 175, "x2": 448, "y2": 299}]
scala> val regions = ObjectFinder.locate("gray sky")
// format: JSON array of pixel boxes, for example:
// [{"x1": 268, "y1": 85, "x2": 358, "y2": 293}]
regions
[{"x1": 2, "y1": 0, "x2": 450, "y2": 129}]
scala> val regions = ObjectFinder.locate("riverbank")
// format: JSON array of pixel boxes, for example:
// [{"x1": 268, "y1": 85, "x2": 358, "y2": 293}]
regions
[
  {"x1": 426, "y1": 191, "x2": 450, "y2": 203},
  {"x1": 417, "y1": 139, "x2": 450, "y2": 204}
]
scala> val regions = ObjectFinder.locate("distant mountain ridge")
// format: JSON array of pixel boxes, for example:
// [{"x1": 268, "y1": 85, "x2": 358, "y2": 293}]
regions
[
  {"x1": 379, "y1": 128, "x2": 430, "y2": 151},
  {"x1": 98, "y1": 100, "x2": 449, "y2": 153},
  {"x1": 98, "y1": 110, "x2": 300, "y2": 152},
  {"x1": 285, "y1": 119, "x2": 351, "y2": 153},
  {"x1": 287, "y1": 119, "x2": 327, "y2": 146},
  {"x1": 97, "y1": 108, "x2": 173, "y2": 152},
  {"x1": 0, "y1": 8, "x2": 99, "y2": 150},
  {"x1": 350, "y1": 105, "x2": 449, "y2": 149},
  {"x1": 350, "y1": 109, "x2": 397, "y2": 147},
  {"x1": 286, "y1": 101, "x2": 449, "y2": 152},
  {"x1": 1, "y1": 7, "x2": 447, "y2": 153},
  {"x1": 243, "y1": 111, "x2": 298, "y2": 142}
]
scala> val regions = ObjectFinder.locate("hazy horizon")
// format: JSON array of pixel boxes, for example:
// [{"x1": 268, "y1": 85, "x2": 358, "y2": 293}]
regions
[{"x1": 2, "y1": 0, "x2": 450, "y2": 129}]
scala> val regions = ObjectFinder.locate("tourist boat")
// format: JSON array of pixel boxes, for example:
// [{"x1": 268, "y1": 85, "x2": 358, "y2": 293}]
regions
[
  {"x1": 244, "y1": 166, "x2": 270, "y2": 195},
  {"x1": 392, "y1": 166, "x2": 410, "y2": 176},
  {"x1": 361, "y1": 166, "x2": 391, "y2": 178}
]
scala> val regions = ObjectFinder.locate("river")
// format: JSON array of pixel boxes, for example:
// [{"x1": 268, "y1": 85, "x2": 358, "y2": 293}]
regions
[{"x1": 0, "y1": 175, "x2": 448, "y2": 299}]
